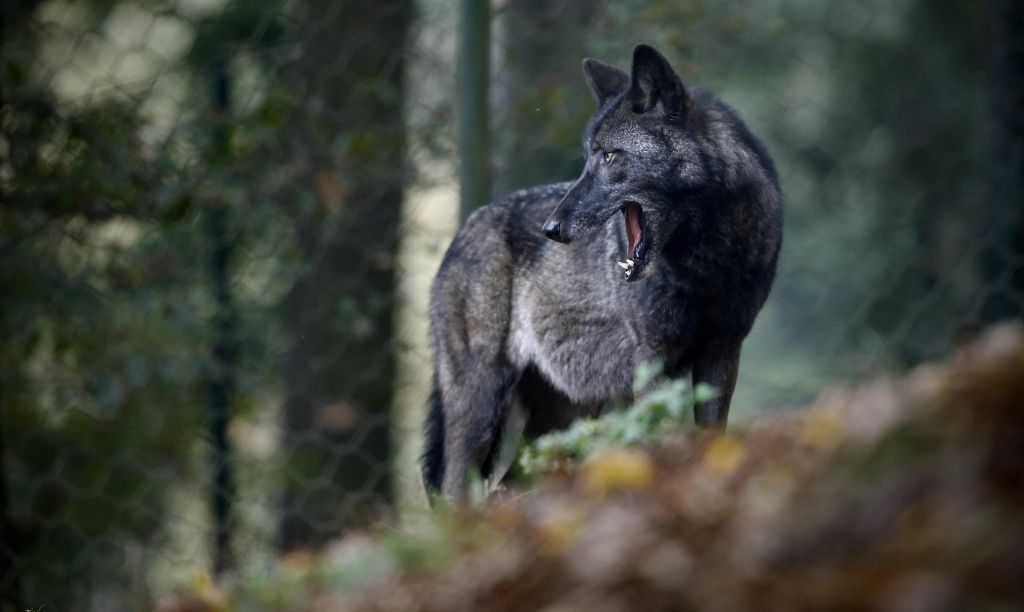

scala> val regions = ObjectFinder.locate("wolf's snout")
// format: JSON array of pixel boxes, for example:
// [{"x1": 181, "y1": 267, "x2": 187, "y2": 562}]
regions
[{"x1": 542, "y1": 218, "x2": 569, "y2": 243}]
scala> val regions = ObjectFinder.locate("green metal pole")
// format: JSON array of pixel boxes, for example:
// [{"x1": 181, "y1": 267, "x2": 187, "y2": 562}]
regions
[
  {"x1": 208, "y1": 55, "x2": 237, "y2": 578},
  {"x1": 458, "y1": 0, "x2": 491, "y2": 220}
]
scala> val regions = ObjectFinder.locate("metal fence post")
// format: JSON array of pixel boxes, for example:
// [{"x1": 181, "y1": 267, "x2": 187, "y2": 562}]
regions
[
  {"x1": 208, "y1": 55, "x2": 237, "y2": 577},
  {"x1": 458, "y1": 0, "x2": 491, "y2": 220}
]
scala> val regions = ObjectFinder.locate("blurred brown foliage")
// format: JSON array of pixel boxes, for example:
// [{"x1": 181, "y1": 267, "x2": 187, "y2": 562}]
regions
[{"x1": 205, "y1": 321, "x2": 1024, "y2": 612}]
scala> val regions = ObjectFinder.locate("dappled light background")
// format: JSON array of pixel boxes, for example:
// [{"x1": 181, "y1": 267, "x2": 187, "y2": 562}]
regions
[{"x1": 1, "y1": 0, "x2": 1019, "y2": 609}]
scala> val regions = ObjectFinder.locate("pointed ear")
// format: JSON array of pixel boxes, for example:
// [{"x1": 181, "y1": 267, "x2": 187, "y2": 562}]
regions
[
  {"x1": 582, "y1": 58, "x2": 630, "y2": 105},
  {"x1": 628, "y1": 44, "x2": 688, "y2": 120}
]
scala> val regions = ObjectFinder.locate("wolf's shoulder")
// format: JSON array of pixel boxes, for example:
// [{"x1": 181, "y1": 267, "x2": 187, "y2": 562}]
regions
[
  {"x1": 461, "y1": 181, "x2": 569, "y2": 227},
  {"x1": 498, "y1": 181, "x2": 572, "y2": 259},
  {"x1": 478, "y1": 181, "x2": 571, "y2": 221},
  {"x1": 496, "y1": 181, "x2": 572, "y2": 230},
  {"x1": 450, "y1": 181, "x2": 571, "y2": 268},
  {"x1": 501, "y1": 181, "x2": 573, "y2": 206},
  {"x1": 461, "y1": 181, "x2": 570, "y2": 239},
  {"x1": 440, "y1": 182, "x2": 569, "y2": 269}
]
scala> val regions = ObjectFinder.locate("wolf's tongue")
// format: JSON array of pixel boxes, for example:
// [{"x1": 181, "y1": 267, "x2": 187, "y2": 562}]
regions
[{"x1": 624, "y1": 204, "x2": 642, "y2": 259}]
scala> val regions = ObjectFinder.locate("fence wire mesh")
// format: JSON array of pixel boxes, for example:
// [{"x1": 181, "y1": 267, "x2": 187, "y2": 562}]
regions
[{"x1": 1, "y1": 0, "x2": 1020, "y2": 609}]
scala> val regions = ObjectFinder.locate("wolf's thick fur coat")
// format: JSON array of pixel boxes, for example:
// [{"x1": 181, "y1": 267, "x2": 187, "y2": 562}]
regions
[{"x1": 423, "y1": 45, "x2": 783, "y2": 500}]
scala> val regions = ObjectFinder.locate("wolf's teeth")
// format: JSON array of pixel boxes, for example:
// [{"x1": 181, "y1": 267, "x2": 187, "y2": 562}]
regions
[
  {"x1": 617, "y1": 261, "x2": 630, "y2": 270},
  {"x1": 626, "y1": 259, "x2": 634, "y2": 266}
]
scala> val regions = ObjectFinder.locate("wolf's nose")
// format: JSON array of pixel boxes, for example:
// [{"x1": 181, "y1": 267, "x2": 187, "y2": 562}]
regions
[{"x1": 542, "y1": 219, "x2": 563, "y2": 241}]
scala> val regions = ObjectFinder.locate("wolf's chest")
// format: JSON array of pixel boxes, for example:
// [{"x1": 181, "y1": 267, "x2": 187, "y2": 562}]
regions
[{"x1": 507, "y1": 283, "x2": 694, "y2": 404}]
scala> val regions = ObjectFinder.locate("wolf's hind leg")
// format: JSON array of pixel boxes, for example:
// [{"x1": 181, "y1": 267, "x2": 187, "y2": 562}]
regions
[
  {"x1": 481, "y1": 398, "x2": 527, "y2": 494},
  {"x1": 440, "y1": 363, "x2": 518, "y2": 502}
]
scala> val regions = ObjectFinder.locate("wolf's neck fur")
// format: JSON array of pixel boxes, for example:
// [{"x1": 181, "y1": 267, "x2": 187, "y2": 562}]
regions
[{"x1": 654, "y1": 220, "x2": 702, "y2": 286}]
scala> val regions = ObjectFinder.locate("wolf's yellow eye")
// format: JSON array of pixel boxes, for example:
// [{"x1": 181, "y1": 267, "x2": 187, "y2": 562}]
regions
[{"x1": 603, "y1": 152, "x2": 616, "y2": 163}]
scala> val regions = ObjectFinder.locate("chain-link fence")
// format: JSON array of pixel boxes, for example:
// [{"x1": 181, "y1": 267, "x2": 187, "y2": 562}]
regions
[{"x1": 1, "y1": 0, "x2": 1020, "y2": 609}]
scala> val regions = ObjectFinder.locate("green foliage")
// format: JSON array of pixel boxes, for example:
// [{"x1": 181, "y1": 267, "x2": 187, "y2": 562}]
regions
[{"x1": 518, "y1": 362, "x2": 716, "y2": 476}]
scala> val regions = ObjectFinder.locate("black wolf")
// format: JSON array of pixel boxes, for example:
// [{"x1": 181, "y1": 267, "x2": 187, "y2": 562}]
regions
[{"x1": 423, "y1": 44, "x2": 783, "y2": 501}]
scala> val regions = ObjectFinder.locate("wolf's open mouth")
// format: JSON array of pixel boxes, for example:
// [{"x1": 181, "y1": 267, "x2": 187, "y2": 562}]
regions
[{"x1": 617, "y1": 202, "x2": 646, "y2": 281}]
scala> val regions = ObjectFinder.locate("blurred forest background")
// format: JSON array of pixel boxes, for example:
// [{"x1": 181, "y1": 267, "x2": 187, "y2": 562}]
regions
[{"x1": 1, "y1": 0, "x2": 1020, "y2": 609}]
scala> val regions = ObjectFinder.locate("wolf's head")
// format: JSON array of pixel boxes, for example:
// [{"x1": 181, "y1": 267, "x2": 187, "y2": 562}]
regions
[{"x1": 542, "y1": 44, "x2": 713, "y2": 282}]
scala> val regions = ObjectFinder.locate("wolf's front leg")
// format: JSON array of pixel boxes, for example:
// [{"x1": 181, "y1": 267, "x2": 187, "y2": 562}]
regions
[
  {"x1": 691, "y1": 337, "x2": 742, "y2": 428},
  {"x1": 440, "y1": 363, "x2": 518, "y2": 502}
]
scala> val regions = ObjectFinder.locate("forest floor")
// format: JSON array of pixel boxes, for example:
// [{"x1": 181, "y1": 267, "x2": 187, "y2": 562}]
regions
[{"x1": 159, "y1": 322, "x2": 1024, "y2": 612}]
